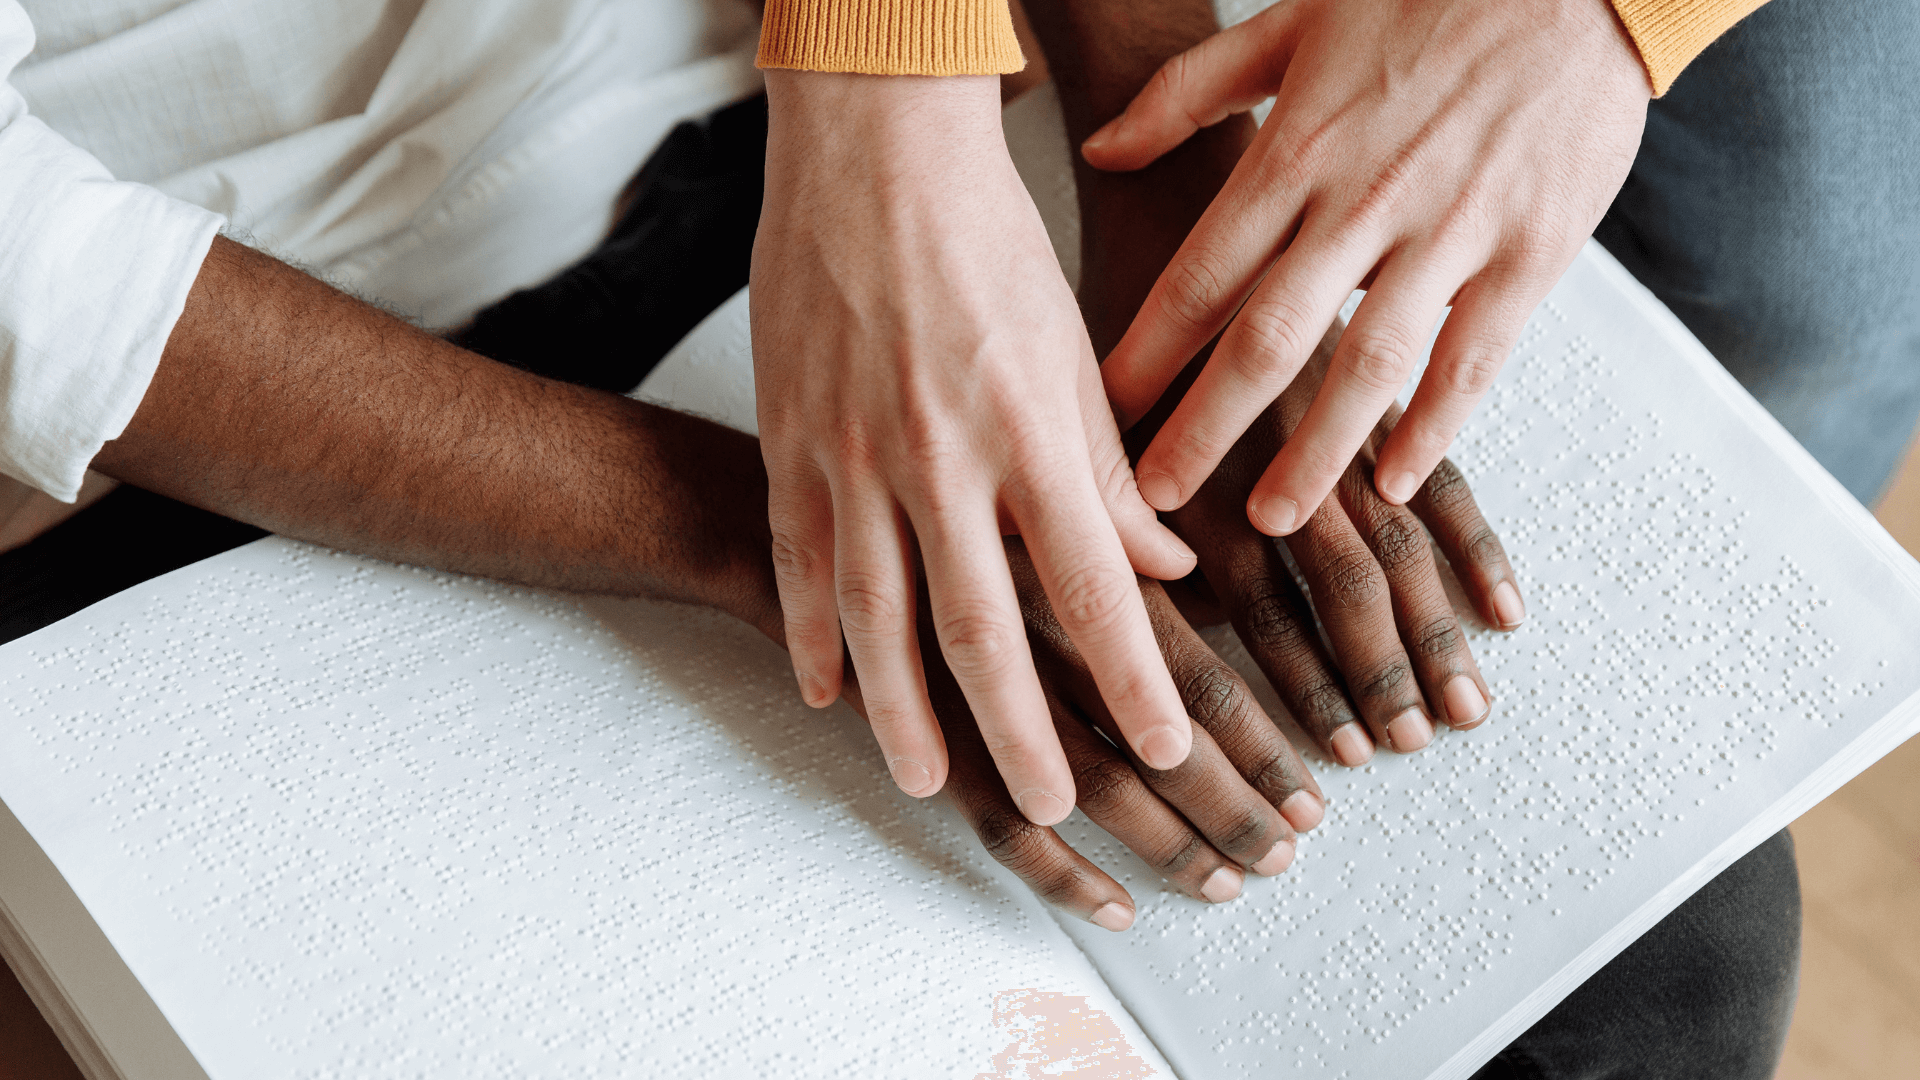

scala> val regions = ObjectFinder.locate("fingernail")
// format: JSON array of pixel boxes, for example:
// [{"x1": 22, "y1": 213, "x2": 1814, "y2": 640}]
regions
[
  {"x1": 1250, "y1": 495, "x2": 1299, "y2": 535},
  {"x1": 1014, "y1": 788, "x2": 1071, "y2": 826},
  {"x1": 1281, "y1": 789, "x2": 1325, "y2": 832},
  {"x1": 797, "y1": 672, "x2": 828, "y2": 708},
  {"x1": 1251, "y1": 840, "x2": 1295, "y2": 876},
  {"x1": 1492, "y1": 581, "x2": 1527, "y2": 628},
  {"x1": 1082, "y1": 125, "x2": 1115, "y2": 154},
  {"x1": 1386, "y1": 708, "x2": 1434, "y2": 753},
  {"x1": 1330, "y1": 723, "x2": 1373, "y2": 766},
  {"x1": 887, "y1": 757, "x2": 935, "y2": 796},
  {"x1": 1164, "y1": 535, "x2": 1198, "y2": 566},
  {"x1": 1200, "y1": 866, "x2": 1243, "y2": 903},
  {"x1": 1138, "y1": 471, "x2": 1181, "y2": 511},
  {"x1": 1443, "y1": 676, "x2": 1491, "y2": 729},
  {"x1": 1090, "y1": 902, "x2": 1134, "y2": 931},
  {"x1": 1379, "y1": 470, "x2": 1419, "y2": 504},
  {"x1": 1137, "y1": 726, "x2": 1191, "y2": 771}
]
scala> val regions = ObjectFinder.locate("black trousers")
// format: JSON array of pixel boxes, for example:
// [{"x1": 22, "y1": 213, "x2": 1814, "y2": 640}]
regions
[{"x1": 0, "y1": 94, "x2": 1798, "y2": 1078}]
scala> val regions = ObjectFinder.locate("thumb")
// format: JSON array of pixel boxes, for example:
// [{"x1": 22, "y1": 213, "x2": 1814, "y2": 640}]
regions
[
  {"x1": 1079, "y1": 355, "x2": 1198, "y2": 581},
  {"x1": 1081, "y1": 4, "x2": 1298, "y2": 173}
]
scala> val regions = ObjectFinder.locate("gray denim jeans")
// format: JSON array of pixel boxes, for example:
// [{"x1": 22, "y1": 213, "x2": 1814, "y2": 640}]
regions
[{"x1": 1480, "y1": 1, "x2": 1920, "y2": 1076}]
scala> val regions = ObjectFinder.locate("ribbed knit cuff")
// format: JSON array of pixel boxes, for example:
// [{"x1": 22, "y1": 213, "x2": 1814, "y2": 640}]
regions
[
  {"x1": 757, "y1": 0, "x2": 1025, "y2": 76},
  {"x1": 1610, "y1": 0, "x2": 1769, "y2": 95}
]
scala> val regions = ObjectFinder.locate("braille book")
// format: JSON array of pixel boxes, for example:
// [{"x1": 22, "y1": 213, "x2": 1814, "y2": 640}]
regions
[{"x1": 3, "y1": 87, "x2": 1919, "y2": 1080}]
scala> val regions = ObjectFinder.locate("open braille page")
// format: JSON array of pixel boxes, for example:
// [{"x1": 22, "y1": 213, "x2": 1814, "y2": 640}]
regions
[
  {"x1": 991, "y1": 83, "x2": 1920, "y2": 1078},
  {"x1": 0, "y1": 552, "x2": 1172, "y2": 1079}
]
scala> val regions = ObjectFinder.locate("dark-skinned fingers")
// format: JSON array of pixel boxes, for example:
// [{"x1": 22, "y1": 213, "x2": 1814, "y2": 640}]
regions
[
  {"x1": 1053, "y1": 710, "x2": 1255, "y2": 898},
  {"x1": 925, "y1": 656, "x2": 1138, "y2": 930},
  {"x1": 1139, "y1": 581, "x2": 1324, "y2": 835},
  {"x1": 1007, "y1": 543, "x2": 1303, "y2": 872},
  {"x1": 1408, "y1": 457, "x2": 1526, "y2": 631},
  {"x1": 1285, "y1": 499, "x2": 1437, "y2": 756},
  {"x1": 1336, "y1": 465, "x2": 1494, "y2": 731},
  {"x1": 1180, "y1": 508, "x2": 1374, "y2": 768}
]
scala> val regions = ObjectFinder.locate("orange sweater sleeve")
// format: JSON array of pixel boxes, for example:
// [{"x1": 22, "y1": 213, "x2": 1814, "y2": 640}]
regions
[
  {"x1": 1610, "y1": 0, "x2": 1771, "y2": 95},
  {"x1": 756, "y1": 0, "x2": 1025, "y2": 76}
]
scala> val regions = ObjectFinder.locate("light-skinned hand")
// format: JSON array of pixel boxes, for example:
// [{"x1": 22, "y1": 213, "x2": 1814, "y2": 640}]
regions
[
  {"x1": 1083, "y1": 0, "x2": 1650, "y2": 535},
  {"x1": 752, "y1": 70, "x2": 1199, "y2": 824}
]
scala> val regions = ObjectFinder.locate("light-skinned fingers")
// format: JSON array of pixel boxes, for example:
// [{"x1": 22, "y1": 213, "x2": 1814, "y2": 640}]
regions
[
  {"x1": 1078, "y1": 356, "x2": 1200, "y2": 581},
  {"x1": 1408, "y1": 457, "x2": 1525, "y2": 631},
  {"x1": 1013, "y1": 474, "x2": 1191, "y2": 772},
  {"x1": 1146, "y1": 231, "x2": 1379, "y2": 521},
  {"x1": 915, "y1": 500, "x2": 1076, "y2": 825},
  {"x1": 1081, "y1": 5, "x2": 1297, "y2": 173},
  {"x1": 1055, "y1": 715, "x2": 1253, "y2": 898},
  {"x1": 1100, "y1": 151, "x2": 1316, "y2": 432},
  {"x1": 1374, "y1": 278, "x2": 1540, "y2": 504},
  {"x1": 1245, "y1": 256, "x2": 1463, "y2": 536},
  {"x1": 768, "y1": 470, "x2": 843, "y2": 707},
  {"x1": 1337, "y1": 472, "x2": 1492, "y2": 732},
  {"x1": 834, "y1": 497, "x2": 945, "y2": 795}
]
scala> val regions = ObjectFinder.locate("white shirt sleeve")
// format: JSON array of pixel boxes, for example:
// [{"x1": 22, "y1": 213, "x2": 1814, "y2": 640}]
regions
[{"x1": 0, "y1": 2, "x2": 223, "y2": 502}]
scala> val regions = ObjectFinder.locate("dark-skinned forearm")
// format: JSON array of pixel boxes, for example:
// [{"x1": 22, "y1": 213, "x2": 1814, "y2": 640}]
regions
[
  {"x1": 92, "y1": 237, "x2": 784, "y2": 641},
  {"x1": 1020, "y1": 0, "x2": 1253, "y2": 357}
]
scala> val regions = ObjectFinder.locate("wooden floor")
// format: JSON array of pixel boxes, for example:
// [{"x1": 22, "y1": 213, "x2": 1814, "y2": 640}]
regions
[
  {"x1": 1776, "y1": 438, "x2": 1920, "y2": 1078},
  {"x1": 5, "y1": 449, "x2": 1920, "y2": 1077}
]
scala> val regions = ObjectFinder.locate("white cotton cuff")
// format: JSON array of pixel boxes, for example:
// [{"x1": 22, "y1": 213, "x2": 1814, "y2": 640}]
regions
[{"x1": 0, "y1": 112, "x2": 224, "y2": 502}]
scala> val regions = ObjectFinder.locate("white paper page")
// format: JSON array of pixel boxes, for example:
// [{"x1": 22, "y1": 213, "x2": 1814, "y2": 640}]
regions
[
  {"x1": 1038, "y1": 249, "x2": 1920, "y2": 1078},
  {"x1": 0, "y1": 548, "x2": 1175, "y2": 1079}
]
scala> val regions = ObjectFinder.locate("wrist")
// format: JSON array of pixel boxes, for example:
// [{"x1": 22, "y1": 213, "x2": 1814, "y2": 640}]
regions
[{"x1": 763, "y1": 70, "x2": 1006, "y2": 189}]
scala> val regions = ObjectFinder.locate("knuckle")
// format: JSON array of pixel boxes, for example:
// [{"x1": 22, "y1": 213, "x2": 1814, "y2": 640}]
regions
[
  {"x1": 1464, "y1": 525, "x2": 1510, "y2": 569},
  {"x1": 975, "y1": 807, "x2": 1047, "y2": 867},
  {"x1": 1241, "y1": 588, "x2": 1308, "y2": 651},
  {"x1": 1160, "y1": 251, "x2": 1236, "y2": 334},
  {"x1": 1179, "y1": 664, "x2": 1244, "y2": 732},
  {"x1": 1299, "y1": 678, "x2": 1355, "y2": 728},
  {"x1": 1212, "y1": 810, "x2": 1272, "y2": 858},
  {"x1": 1245, "y1": 750, "x2": 1300, "y2": 800},
  {"x1": 1340, "y1": 332, "x2": 1417, "y2": 395},
  {"x1": 1410, "y1": 616, "x2": 1463, "y2": 664},
  {"x1": 1231, "y1": 299, "x2": 1315, "y2": 378},
  {"x1": 1317, "y1": 547, "x2": 1388, "y2": 613},
  {"x1": 937, "y1": 607, "x2": 1022, "y2": 682},
  {"x1": 1363, "y1": 510, "x2": 1428, "y2": 572},
  {"x1": 1355, "y1": 659, "x2": 1415, "y2": 703},
  {"x1": 1050, "y1": 563, "x2": 1133, "y2": 638},
  {"x1": 769, "y1": 533, "x2": 821, "y2": 587},
  {"x1": 1438, "y1": 344, "x2": 1507, "y2": 399},
  {"x1": 1073, "y1": 756, "x2": 1142, "y2": 818},
  {"x1": 1422, "y1": 458, "x2": 1472, "y2": 506},
  {"x1": 829, "y1": 416, "x2": 882, "y2": 471},
  {"x1": 836, "y1": 572, "x2": 906, "y2": 638},
  {"x1": 1153, "y1": 834, "x2": 1207, "y2": 876}
]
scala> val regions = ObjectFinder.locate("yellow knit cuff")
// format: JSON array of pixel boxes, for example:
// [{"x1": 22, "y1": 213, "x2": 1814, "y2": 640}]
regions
[
  {"x1": 757, "y1": 0, "x2": 1026, "y2": 76},
  {"x1": 1610, "y1": 0, "x2": 1770, "y2": 95}
]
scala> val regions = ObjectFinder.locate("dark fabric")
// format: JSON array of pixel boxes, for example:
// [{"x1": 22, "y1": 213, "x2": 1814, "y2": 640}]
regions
[
  {"x1": 0, "y1": 96, "x2": 769, "y2": 646},
  {"x1": 0, "y1": 485, "x2": 267, "y2": 644},
  {"x1": 1469, "y1": 830, "x2": 1801, "y2": 1080},
  {"x1": 1594, "y1": 0, "x2": 1920, "y2": 504},
  {"x1": 446, "y1": 93, "x2": 768, "y2": 393}
]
